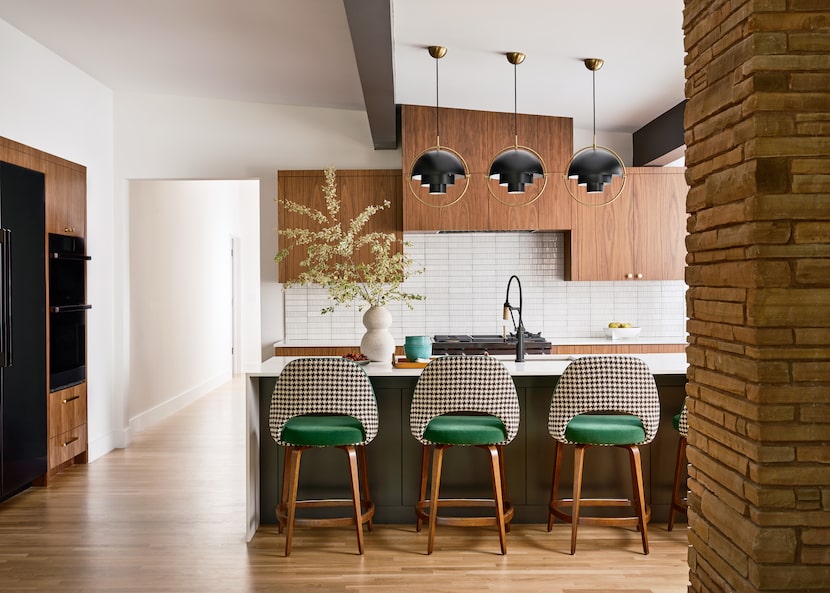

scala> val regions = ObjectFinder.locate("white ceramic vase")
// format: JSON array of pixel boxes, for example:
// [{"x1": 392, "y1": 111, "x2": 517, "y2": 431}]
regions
[{"x1": 360, "y1": 305, "x2": 395, "y2": 363}]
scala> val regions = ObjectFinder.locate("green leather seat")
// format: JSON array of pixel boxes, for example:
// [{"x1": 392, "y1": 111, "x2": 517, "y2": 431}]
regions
[{"x1": 281, "y1": 415, "x2": 366, "y2": 447}]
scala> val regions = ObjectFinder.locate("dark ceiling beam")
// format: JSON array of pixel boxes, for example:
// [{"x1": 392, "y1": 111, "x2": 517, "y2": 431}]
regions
[
  {"x1": 632, "y1": 100, "x2": 687, "y2": 166},
  {"x1": 343, "y1": 0, "x2": 398, "y2": 150}
]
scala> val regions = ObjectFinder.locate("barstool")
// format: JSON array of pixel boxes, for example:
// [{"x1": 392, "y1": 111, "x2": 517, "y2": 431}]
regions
[
  {"x1": 546, "y1": 356, "x2": 660, "y2": 554},
  {"x1": 269, "y1": 357, "x2": 378, "y2": 556},
  {"x1": 667, "y1": 401, "x2": 688, "y2": 531},
  {"x1": 410, "y1": 356, "x2": 520, "y2": 554}
]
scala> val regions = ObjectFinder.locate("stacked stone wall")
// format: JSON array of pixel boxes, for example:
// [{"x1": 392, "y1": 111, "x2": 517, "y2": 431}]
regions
[{"x1": 684, "y1": 0, "x2": 830, "y2": 591}]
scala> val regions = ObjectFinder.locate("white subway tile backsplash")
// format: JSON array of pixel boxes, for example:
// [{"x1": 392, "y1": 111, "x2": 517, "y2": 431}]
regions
[{"x1": 282, "y1": 231, "x2": 687, "y2": 343}]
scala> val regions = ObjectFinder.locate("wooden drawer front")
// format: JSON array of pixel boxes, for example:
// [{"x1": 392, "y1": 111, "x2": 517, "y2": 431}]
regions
[
  {"x1": 49, "y1": 425, "x2": 86, "y2": 468},
  {"x1": 49, "y1": 385, "x2": 87, "y2": 436}
]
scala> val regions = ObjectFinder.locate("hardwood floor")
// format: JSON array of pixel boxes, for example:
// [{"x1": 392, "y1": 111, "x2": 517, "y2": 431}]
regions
[{"x1": 0, "y1": 377, "x2": 691, "y2": 592}]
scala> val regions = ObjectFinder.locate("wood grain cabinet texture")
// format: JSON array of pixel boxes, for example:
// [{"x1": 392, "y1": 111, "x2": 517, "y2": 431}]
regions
[
  {"x1": 401, "y1": 104, "x2": 573, "y2": 232},
  {"x1": 47, "y1": 383, "x2": 88, "y2": 470},
  {"x1": 569, "y1": 167, "x2": 688, "y2": 281},
  {"x1": 45, "y1": 160, "x2": 86, "y2": 236},
  {"x1": 0, "y1": 136, "x2": 89, "y2": 479},
  {"x1": 277, "y1": 169, "x2": 403, "y2": 283}
]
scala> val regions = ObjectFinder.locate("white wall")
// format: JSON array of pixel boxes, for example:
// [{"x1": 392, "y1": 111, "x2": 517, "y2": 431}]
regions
[
  {"x1": 574, "y1": 127, "x2": 632, "y2": 165},
  {"x1": 127, "y1": 180, "x2": 258, "y2": 432},
  {"x1": 112, "y1": 91, "x2": 401, "y2": 446},
  {"x1": 0, "y1": 18, "x2": 116, "y2": 462}
]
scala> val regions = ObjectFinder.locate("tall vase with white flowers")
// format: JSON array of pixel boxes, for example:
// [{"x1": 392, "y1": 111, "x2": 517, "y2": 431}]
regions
[{"x1": 276, "y1": 167, "x2": 424, "y2": 361}]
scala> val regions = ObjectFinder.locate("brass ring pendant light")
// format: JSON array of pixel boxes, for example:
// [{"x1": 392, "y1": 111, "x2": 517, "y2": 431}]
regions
[
  {"x1": 564, "y1": 58, "x2": 627, "y2": 207},
  {"x1": 408, "y1": 46, "x2": 470, "y2": 208},
  {"x1": 487, "y1": 52, "x2": 547, "y2": 207}
]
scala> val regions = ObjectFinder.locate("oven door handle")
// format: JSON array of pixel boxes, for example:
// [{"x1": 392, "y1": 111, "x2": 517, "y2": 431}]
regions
[
  {"x1": 0, "y1": 228, "x2": 12, "y2": 368},
  {"x1": 50, "y1": 304, "x2": 92, "y2": 313}
]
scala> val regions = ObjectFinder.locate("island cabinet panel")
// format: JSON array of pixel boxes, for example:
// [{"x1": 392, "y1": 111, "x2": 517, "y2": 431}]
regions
[
  {"x1": 569, "y1": 167, "x2": 688, "y2": 281},
  {"x1": 277, "y1": 169, "x2": 402, "y2": 283},
  {"x1": 257, "y1": 373, "x2": 688, "y2": 525},
  {"x1": 401, "y1": 104, "x2": 573, "y2": 232}
]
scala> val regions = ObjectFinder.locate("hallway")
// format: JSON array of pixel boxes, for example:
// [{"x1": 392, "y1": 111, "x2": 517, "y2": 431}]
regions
[{"x1": 0, "y1": 377, "x2": 690, "y2": 592}]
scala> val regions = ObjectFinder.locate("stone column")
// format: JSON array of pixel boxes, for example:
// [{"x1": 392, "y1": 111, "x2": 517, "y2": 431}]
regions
[{"x1": 684, "y1": 1, "x2": 830, "y2": 592}]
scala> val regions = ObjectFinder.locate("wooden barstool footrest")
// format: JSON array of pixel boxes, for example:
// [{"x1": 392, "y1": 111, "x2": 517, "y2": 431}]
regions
[
  {"x1": 415, "y1": 498, "x2": 515, "y2": 527},
  {"x1": 276, "y1": 499, "x2": 375, "y2": 529},
  {"x1": 550, "y1": 498, "x2": 651, "y2": 526}
]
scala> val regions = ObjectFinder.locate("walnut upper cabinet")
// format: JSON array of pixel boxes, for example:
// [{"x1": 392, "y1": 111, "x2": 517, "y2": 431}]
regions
[
  {"x1": 401, "y1": 104, "x2": 573, "y2": 232},
  {"x1": 45, "y1": 159, "x2": 86, "y2": 236},
  {"x1": 277, "y1": 169, "x2": 402, "y2": 283},
  {"x1": 569, "y1": 167, "x2": 688, "y2": 281}
]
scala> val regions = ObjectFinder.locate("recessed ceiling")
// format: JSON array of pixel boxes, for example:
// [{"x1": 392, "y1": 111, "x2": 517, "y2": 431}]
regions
[{"x1": 0, "y1": 0, "x2": 687, "y2": 138}]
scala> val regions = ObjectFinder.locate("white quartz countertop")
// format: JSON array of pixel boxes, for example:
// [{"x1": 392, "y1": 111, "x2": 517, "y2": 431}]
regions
[
  {"x1": 274, "y1": 336, "x2": 688, "y2": 348},
  {"x1": 247, "y1": 353, "x2": 688, "y2": 378}
]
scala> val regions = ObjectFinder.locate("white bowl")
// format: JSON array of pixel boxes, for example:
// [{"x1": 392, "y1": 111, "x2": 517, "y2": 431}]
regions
[{"x1": 603, "y1": 327, "x2": 642, "y2": 340}]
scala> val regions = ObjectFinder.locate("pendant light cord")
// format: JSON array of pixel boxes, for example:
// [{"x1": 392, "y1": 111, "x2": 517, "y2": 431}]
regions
[
  {"x1": 434, "y1": 56, "x2": 440, "y2": 147},
  {"x1": 513, "y1": 61, "x2": 518, "y2": 148},
  {"x1": 592, "y1": 68, "x2": 597, "y2": 148}
]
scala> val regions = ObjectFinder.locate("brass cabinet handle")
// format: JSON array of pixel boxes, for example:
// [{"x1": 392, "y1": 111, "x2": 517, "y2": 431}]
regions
[
  {"x1": 61, "y1": 436, "x2": 80, "y2": 447},
  {"x1": 63, "y1": 227, "x2": 75, "y2": 233},
  {"x1": 62, "y1": 395, "x2": 81, "y2": 404}
]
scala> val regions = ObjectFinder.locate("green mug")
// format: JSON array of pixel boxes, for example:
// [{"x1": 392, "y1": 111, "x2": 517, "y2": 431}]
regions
[{"x1": 404, "y1": 335, "x2": 432, "y2": 362}]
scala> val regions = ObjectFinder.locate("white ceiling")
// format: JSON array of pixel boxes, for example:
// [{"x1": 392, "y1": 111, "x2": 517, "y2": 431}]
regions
[{"x1": 0, "y1": 0, "x2": 686, "y2": 136}]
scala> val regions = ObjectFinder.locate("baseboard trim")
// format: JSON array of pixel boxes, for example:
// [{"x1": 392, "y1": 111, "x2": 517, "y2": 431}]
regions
[{"x1": 128, "y1": 373, "x2": 232, "y2": 436}]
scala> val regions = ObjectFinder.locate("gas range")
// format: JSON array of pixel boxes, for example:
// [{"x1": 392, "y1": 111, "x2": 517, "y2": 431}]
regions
[{"x1": 432, "y1": 332, "x2": 552, "y2": 356}]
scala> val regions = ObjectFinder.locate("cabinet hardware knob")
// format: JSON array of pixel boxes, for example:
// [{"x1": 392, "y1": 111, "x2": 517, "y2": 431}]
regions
[
  {"x1": 626, "y1": 273, "x2": 633, "y2": 279},
  {"x1": 636, "y1": 273, "x2": 643, "y2": 279},
  {"x1": 61, "y1": 395, "x2": 81, "y2": 404},
  {"x1": 61, "y1": 436, "x2": 80, "y2": 447}
]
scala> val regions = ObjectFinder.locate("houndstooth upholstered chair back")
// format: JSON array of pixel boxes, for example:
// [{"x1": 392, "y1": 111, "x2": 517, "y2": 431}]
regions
[
  {"x1": 548, "y1": 356, "x2": 660, "y2": 445},
  {"x1": 677, "y1": 400, "x2": 688, "y2": 438},
  {"x1": 269, "y1": 357, "x2": 379, "y2": 447},
  {"x1": 410, "y1": 356, "x2": 520, "y2": 445}
]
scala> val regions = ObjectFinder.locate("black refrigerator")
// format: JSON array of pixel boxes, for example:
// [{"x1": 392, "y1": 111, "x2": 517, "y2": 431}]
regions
[{"x1": 0, "y1": 161, "x2": 47, "y2": 502}]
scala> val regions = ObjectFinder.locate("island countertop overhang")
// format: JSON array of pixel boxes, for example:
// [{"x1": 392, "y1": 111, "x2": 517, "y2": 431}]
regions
[{"x1": 246, "y1": 352, "x2": 688, "y2": 379}]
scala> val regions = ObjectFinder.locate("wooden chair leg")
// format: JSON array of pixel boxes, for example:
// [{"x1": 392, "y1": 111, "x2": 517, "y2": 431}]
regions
[
  {"x1": 427, "y1": 445, "x2": 447, "y2": 555},
  {"x1": 345, "y1": 446, "x2": 365, "y2": 555},
  {"x1": 496, "y1": 445, "x2": 510, "y2": 534},
  {"x1": 416, "y1": 444, "x2": 431, "y2": 533},
  {"x1": 284, "y1": 446, "x2": 303, "y2": 557},
  {"x1": 570, "y1": 444, "x2": 586, "y2": 555},
  {"x1": 277, "y1": 446, "x2": 291, "y2": 534},
  {"x1": 488, "y1": 445, "x2": 508, "y2": 555},
  {"x1": 547, "y1": 441, "x2": 563, "y2": 532},
  {"x1": 357, "y1": 445, "x2": 373, "y2": 532},
  {"x1": 668, "y1": 436, "x2": 687, "y2": 531},
  {"x1": 628, "y1": 445, "x2": 649, "y2": 555}
]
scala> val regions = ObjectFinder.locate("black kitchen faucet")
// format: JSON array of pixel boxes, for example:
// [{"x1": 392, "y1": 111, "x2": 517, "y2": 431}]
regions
[{"x1": 503, "y1": 275, "x2": 525, "y2": 362}]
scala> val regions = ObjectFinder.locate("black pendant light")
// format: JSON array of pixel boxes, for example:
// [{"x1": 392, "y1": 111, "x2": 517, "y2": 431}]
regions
[
  {"x1": 565, "y1": 58, "x2": 626, "y2": 206},
  {"x1": 488, "y1": 52, "x2": 547, "y2": 202},
  {"x1": 409, "y1": 46, "x2": 469, "y2": 203}
]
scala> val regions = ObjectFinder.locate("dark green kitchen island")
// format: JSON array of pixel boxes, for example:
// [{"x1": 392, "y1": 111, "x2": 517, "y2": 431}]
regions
[{"x1": 244, "y1": 355, "x2": 687, "y2": 541}]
